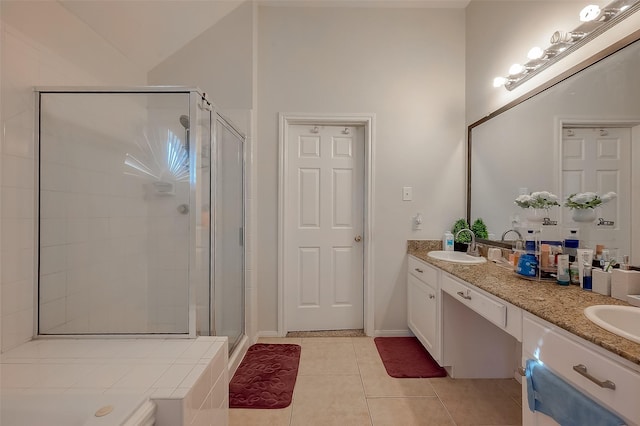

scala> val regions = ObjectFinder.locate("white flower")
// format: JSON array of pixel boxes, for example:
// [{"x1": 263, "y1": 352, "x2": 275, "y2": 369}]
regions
[
  {"x1": 600, "y1": 192, "x2": 617, "y2": 203},
  {"x1": 532, "y1": 191, "x2": 558, "y2": 202},
  {"x1": 515, "y1": 191, "x2": 560, "y2": 208},
  {"x1": 572, "y1": 192, "x2": 596, "y2": 204},
  {"x1": 564, "y1": 191, "x2": 617, "y2": 209}
]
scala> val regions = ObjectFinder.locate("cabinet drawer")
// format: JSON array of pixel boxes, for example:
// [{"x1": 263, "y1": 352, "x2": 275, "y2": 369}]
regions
[
  {"x1": 408, "y1": 256, "x2": 437, "y2": 284},
  {"x1": 523, "y1": 315, "x2": 640, "y2": 424},
  {"x1": 441, "y1": 273, "x2": 506, "y2": 328}
]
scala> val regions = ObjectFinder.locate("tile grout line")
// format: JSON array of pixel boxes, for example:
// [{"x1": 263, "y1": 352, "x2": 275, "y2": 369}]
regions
[
  {"x1": 429, "y1": 380, "x2": 460, "y2": 426},
  {"x1": 353, "y1": 339, "x2": 375, "y2": 426}
]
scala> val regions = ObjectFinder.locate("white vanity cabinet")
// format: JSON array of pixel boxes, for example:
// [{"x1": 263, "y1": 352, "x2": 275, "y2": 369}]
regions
[
  {"x1": 522, "y1": 314, "x2": 640, "y2": 426},
  {"x1": 407, "y1": 255, "x2": 441, "y2": 363}
]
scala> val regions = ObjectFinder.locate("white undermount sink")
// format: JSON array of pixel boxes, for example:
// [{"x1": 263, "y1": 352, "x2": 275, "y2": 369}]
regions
[
  {"x1": 427, "y1": 250, "x2": 487, "y2": 265},
  {"x1": 584, "y1": 305, "x2": 640, "y2": 344}
]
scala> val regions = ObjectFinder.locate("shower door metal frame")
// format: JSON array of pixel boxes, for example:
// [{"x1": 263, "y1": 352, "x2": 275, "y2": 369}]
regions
[
  {"x1": 209, "y1": 112, "x2": 246, "y2": 353},
  {"x1": 34, "y1": 86, "x2": 207, "y2": 338}
]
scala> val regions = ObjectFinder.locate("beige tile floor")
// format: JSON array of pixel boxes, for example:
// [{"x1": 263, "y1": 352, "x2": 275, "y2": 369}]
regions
[{"x1": 229, "y1": 337, "x2": 522, "y2": 426}]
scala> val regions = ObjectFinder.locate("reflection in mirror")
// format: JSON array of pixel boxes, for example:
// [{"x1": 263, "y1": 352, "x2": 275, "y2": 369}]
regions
[{"x1": 469, "y1": 37, "x2": 640, "y2": 264}]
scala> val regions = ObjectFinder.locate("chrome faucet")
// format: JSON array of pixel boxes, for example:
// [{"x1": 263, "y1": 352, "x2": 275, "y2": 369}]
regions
[
  {"x1": 454, "y1": 229, "x2": 479, "y2": 257},
  {"x1": 501, "y1": 229, "x2": 523, "y2": 241}
]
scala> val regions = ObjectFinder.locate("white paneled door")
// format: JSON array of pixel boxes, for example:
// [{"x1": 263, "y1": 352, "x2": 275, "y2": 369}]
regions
[
  {"x1": 562, "y1": 127, "x2": 631, "y2": 256},
  {"x1": 285, "y1": 124, "x2": 364, "y2": 331}
]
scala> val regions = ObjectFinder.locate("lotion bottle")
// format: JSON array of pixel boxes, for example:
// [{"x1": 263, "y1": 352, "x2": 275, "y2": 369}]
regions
[
  {"x1": 557, "y1": 254, "x2": 570, "y2": 286},
  {"x1": 443, "y1": 232, "x2": 454, "y2": 251}
]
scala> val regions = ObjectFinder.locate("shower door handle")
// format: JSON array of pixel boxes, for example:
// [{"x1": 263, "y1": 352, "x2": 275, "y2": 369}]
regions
[{"x1": 239, "y1": 227, "x2": 244, "y2": 246}]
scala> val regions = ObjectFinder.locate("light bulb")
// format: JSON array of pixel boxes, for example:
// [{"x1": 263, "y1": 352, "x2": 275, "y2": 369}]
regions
[
  {"x1": 493, "y1": 77, "x2": 507, "y2": 88},
  {"x1": 580, "y1": 4, "x2": 601, "y2": 21},
  {"x1": 527, "y1": 47, "x2": 544, "y2": 60},
  {"x1": 509, "y1": 63, "x2": 525, "y2": 75}
]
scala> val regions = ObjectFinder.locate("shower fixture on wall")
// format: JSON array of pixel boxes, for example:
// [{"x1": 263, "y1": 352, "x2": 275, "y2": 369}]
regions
[
  {"x1": 180, "y1": 114, "x2": 190, "y2": 155},
  {"x1": 493, "y1": 0, "x2": 640, "y2": 91}
]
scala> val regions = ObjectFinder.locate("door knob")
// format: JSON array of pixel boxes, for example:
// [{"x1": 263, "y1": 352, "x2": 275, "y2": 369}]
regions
[{"x1": 354, "y1": 235, "x2": 362, "y2": 242}]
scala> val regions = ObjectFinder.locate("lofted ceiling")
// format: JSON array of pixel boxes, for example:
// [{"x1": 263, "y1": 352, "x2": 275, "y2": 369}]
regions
[
  {"x1": 58, "y1": 0, "x2": 246, "y2": 72},
  {"x1": 58, "y1": 0, "x2": 470, "y2": 72}
]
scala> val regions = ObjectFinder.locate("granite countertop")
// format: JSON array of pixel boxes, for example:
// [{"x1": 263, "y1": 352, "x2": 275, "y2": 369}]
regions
[{"x1": 408, "y1": 240, "x2": 640, "y2": 368}]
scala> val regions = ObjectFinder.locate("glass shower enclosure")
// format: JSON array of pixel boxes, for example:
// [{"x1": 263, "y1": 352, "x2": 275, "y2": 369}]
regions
[{"x1": 36, "y1": 88, "x2": 245, "y2": 352}]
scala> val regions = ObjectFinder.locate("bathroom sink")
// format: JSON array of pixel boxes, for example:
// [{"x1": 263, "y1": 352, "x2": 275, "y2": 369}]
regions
[
  {"x1": 584, "y1": 305, "x2": 640, "y2": 344},
  {"x1": 427, "y1": 250, "x2": 487, "y2": 265}
]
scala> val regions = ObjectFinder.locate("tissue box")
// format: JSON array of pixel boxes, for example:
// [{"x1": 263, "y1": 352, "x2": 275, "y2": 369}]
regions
[
  {"x1": 627, "y1": 295, "x2": 640, "y2": 307},
  {"x1": 592, "y1": 269, "x2": 611, "y2": 296},
  {"x1": 611, "y1": 269, "x2": 640, "y2": 301}
]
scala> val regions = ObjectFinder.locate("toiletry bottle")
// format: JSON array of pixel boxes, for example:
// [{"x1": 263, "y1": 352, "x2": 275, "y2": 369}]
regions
[
  {"x1": 564, "y1": 229, "x2": 579, "y2": 260},
  {"x1": 443, "y1": 232, "x2": 454, "y2": 251},
  {"x1": 557, "y1": 254, "x2": 570, "y2": 285},
  {"x1": 517, "y1": 253, "x2": 538, "y2": 277},
  {"x1": 540, "y1": 244, "x2": 550, "y2": 270},
  {"x1": 525, "y1": 230, "x2": 536, "y2": 253},
  {"x1": 582, "y1": 263, "x2": 592, "y2": 291},
  {"x1": 600, "y1": 249, "x2": 610, "y2": 270},
  {"x1": 569, "y1": 262, "x2": 580, "y2": 285}
]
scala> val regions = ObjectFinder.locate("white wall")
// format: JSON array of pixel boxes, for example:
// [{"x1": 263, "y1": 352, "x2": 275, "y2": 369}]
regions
[
  {"x1": 257, "y1": 6, "x2": 466, "y2": 334},
  {"x1": 0, "y1": 1, "x2": 145, "y2": 351},
  {"x1": 148, "y1": 1, "x2": 255, "y2": 118}
]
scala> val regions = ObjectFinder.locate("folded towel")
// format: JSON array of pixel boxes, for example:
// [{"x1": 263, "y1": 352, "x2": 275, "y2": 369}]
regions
[{"x1": 526, "y1": 359, "x2": 626, "y2": 426}]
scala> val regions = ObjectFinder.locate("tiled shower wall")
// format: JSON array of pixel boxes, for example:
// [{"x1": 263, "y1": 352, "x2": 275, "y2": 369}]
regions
[
  {"x1": 38, "y1": 117, "x2": 151, "y2": 333},
  {"x1": 0, "y1": 20, "x2": 145, "y2": 351},
  {"x1": 38, "y1": 93, "x2": 193, "y2": 335}
]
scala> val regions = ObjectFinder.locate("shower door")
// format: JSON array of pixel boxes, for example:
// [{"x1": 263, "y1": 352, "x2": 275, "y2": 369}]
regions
[
  {"x1": 37, "y1": 90, "x2": 197, "y2": 335},
  {"x1": 212, "y1": 116, "x2": 245, "y2": 352}
]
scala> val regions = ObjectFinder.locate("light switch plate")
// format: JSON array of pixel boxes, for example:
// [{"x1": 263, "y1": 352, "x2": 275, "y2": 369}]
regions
[{"x1": 402, "y1": 187, "x2": 412, "y2": 201}]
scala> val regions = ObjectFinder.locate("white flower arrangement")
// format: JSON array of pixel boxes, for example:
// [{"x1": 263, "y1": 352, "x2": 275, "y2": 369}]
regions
[
  {"x1": 564, "y1": 191, "x2": 617, "y2": 209},
  {"x1": 514, "y1": 191, "x2": 560, "y2": 209}
]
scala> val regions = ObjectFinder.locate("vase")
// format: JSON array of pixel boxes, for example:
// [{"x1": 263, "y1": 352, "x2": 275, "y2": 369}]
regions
[
  {"x1": 524, "y1": 208, "x2": 547, "y2": 223},
  {"x1": 571, "y1": 208, "x2": 597, "y2": 223},
  {"x1": 453, "y1": 242, "x2": 469, "y2": 252}
]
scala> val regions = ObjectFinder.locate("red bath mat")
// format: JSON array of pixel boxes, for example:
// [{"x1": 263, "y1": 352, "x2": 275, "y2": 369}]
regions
[
  {"x1": 229, "y1": 343, "x2": 301, "y2": 409},
  {"x1": 374, "y1": 337, "x2": 447, "y2": 378}
]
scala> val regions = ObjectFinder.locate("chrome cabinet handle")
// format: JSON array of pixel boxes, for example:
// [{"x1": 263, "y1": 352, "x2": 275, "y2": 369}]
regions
[
  {"x1": 573, "y1": 364, "x2": 616, "y2": 390},
  {"x1": 457, "y1": 291, "x2": 472, "y2": 300},
  {"x1": 414, "y1": 268, "x2": 424, "y2": 273}
]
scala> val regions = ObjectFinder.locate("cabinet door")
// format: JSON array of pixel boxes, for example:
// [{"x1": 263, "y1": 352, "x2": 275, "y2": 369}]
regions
[{"x1": 408, "y1": 274, "x2": 439, "y2": 361}]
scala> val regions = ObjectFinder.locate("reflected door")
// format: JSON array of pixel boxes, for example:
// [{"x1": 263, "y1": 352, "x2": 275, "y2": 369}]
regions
[
  {"x1": 213, "y1": 118, "x2": 245, "y2": 352},
  {"x1": 562, "y1": 127, "x2": 631, "y2": 256}
]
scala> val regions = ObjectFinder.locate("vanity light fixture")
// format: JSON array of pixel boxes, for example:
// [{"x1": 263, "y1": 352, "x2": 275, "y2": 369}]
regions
[
  {"x1": 493, "y1": 0, "x2": 640, "y2": 91},
  {"x1": 580, "y1": 4, "x2": 601, "y2": 21},
  {"x1": 527, "y1": 47, "x2": 544, "y2": 60}
]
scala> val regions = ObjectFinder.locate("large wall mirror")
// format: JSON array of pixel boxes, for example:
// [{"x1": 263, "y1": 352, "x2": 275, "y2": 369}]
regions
[{"x1": 468, "y1": 34, "x2": 640, "y2": 264}]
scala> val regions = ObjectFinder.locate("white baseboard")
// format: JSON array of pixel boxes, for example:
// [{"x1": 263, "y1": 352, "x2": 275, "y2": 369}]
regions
[
  {"x1": 373, "y1": 329, "x2": 413, "y2": 337},
  {"x1": 256, "y1": 330, "x2": 281, "y2": 338}
]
